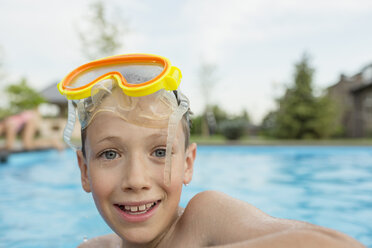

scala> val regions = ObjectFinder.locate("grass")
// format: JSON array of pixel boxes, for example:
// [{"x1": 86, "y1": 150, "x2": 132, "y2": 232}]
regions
[{"x1": 190, "y1": 135, "x2": 372, "y2": 146}]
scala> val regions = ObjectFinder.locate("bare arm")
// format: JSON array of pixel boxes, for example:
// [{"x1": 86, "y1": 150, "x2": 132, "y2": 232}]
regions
[
  {"x1": 183, "y1": 191, "x2": 364, "y2": 248},
  {"x1": 208, "y1": 229, "x2": 365, "y2": 248}
]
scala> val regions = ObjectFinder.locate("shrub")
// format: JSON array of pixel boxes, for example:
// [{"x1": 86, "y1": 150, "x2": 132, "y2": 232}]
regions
[{"x1": 219, "y1": 118, "x2": 248, "y2": 140}]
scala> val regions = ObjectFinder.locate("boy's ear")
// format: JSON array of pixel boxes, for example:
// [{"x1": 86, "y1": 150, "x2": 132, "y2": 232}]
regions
[
  {"x1": 76, "y1": 150, "x2": 91, "y2": 193},
  {"x1": 183, "y1": 143, "x2": 197, "y2": 185}
]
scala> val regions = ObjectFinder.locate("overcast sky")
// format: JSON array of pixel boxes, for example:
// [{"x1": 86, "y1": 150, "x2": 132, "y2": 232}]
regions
[{"x1": 1, "y1": 0, "x2": 372, "y2": 123}]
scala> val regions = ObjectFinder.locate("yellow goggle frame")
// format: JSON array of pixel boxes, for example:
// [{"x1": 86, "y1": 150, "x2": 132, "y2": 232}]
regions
[{"x1": 57, "y1": 53, "x2": 182, "y2": 100}]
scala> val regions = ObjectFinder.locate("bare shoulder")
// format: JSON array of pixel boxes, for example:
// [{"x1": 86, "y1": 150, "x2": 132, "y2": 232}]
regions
[
  {"x1": 184, "y1": 190, "x2": 270, "y2": 222},
  {"x1": 180, "y1": 191, "x2": 365, "y2": 247},
  {"x1": 77, "y1": 233, "x2": 121, "y2": 248},
  {"x1": 178, "y1": 190, "x2": 274, "y2": 246}
]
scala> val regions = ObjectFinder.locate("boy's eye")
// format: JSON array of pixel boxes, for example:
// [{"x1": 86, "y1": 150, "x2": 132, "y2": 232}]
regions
[
  {"x1": 101, "y1": 150, "x2": 119, "y2": 160},
  {"x1": 152, "y1": 148, "x2": 166, "y2": 158}
]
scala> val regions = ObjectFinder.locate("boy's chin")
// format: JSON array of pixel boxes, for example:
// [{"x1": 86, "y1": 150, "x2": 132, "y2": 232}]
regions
[{"x1": 118, "y1": 228, "x2": 164, "y2": 245}]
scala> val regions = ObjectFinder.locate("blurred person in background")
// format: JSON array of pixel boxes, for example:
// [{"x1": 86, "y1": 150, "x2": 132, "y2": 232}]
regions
[{"x1": 0, "y1": 108, "x2": 64, "y2": 151}]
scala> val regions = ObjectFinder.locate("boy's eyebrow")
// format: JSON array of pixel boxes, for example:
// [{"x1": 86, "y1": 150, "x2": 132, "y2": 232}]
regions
[
  {"x1": 95, "y1": 135, "x2": 123, "y2": 144},
  {"x1": 95, "y1": 132, "x2": 169, "y2": 144},
  {"x1": 147, "y1": 133, "x2": 167, "y2": 139},
  {"x1": 147, "y1": 132, "x2": 181, "y2": 145}
]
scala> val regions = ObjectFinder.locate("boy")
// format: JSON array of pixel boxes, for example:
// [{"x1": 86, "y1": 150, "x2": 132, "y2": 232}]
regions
[{"x1": 58, "y1": 54, "x2": 364, "y2": 248}]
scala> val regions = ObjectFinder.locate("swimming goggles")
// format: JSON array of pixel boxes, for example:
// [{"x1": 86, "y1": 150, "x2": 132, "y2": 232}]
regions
[{"x1": 58, "y1": 53, "x2": 182, "y2": 100}]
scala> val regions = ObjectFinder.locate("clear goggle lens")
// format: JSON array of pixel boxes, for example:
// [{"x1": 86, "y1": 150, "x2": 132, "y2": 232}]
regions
[{"x1": 65, "y1": 63, "x2": 164, "y2": 89}]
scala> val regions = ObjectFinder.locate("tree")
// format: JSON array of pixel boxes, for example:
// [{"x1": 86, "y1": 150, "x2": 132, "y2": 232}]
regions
[
  {"x1": 261, "y1": 111, "x2": 277, "y2": 137},
  {"x1": 190, "y1": 104, "x2": 227, "y2": 136},
  {"x1": 5, "y1": 78, "x2": 45, "y2": 114},
  {"x1": 219, "y1": 118, "x2": 248, "y2": 140},
  {"x1": 190, "y1": 104, "x2": 251, "y2": 140},
  {"x1": 198, "y1": 62, "x2": 218, "y2": 136},
  {"x1": 77, "y1": 0, "x2": 128, "y2": 60},
  {"x1": 0, "y1": 45, "x2": 5, "y2": 79},
  {"x1": 0, "y1": 46, "x2": 11, "y2": 119},
  {"x1": 0, "y1": 47, "x2": 45, "y2": 119},
  {"x1": 264, "y1": 54, "x2": 338, "y2": 139}
]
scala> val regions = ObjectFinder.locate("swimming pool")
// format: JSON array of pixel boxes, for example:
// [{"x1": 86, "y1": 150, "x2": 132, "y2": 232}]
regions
[{"x1": 0, "y1": 146, "x2": 371, "y2": 247}]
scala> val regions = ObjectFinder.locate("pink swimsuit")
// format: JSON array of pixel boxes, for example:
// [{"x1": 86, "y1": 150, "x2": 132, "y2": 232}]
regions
[{"x1": 6, "y1": 111, "x2": 35, "y2": 132}]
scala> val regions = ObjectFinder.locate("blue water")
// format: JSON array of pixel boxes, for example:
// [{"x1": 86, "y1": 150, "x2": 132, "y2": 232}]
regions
[{"x1": 0, "y1": 146, "x2": 371, "y2": 247}]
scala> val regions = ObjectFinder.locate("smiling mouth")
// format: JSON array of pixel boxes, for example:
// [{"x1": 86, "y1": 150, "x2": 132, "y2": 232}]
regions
[{"x1": 114, "y1": 200, "x2": 161, "y2": 215}]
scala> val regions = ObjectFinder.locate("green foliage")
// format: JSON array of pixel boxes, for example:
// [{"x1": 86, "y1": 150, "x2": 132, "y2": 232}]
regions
[
  {"x1": 0, "y1": 108, "x2": 12, "y2": 120},
  {"x1": 191, "y1": 104, "x2": 227, "y2": 135},
  {"x1": 0, "y1": 46, "x2": 44, "y2": 119},
  {"x1": 5, "y1": 78, "x2": 45, "y2": 114},
  {"x1": 210, "y1": 105, "x2": 229, "y2": 123},
  {"x1": 262, "y1": 54, "x2": 339, "y2": 139},
  {"x1": 240, "y1": 109, "x2": 250, "y2": 122},
  {"x1": 260, "y1": 111, "x2": 277, "y2": 137},
  {"x1": 198, "y1": 62, "x2": 219, "y2": 136},
  {"x1": 219, "y1": 118, "x2": 248, "y2": 140},
  {"x1": 191, "y1": 104, "x2": 250, "y2": 140},
  {"x1": 190, "y1": 115, "x2": 202, "y2": 135},
  {"x1": 78, "y1": 0, "x2": 127, "y2": 60},
  {"x1": 312, "y1": 95, "x2": 343, "y2": 137}
]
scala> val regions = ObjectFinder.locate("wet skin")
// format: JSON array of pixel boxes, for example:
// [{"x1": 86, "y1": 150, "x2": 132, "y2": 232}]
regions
[
  {"x1": 77, "y1": 112, "x2": 195, "y2": 247},
  {"x1": 77, "y1": 112, "x2": 365, "y2": 248}
]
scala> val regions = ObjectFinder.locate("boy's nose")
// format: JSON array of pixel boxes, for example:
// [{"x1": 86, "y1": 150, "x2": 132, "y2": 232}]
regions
[{"x1": 121, "y1": 154, "x2": 151, "y2": 192}]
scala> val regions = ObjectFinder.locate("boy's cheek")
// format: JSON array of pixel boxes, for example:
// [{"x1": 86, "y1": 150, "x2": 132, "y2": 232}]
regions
[
  {"x1": 90, "y1": 170, "x2": 116, "y2": 193},
  {"x1": 167, "y1": 158, "x2": 188, "y2": 186}
]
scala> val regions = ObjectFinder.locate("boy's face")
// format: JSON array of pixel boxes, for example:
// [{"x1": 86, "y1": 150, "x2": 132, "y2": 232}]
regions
[{"x1": 76, "y1": 112, "x2": 196, "y2": 244}]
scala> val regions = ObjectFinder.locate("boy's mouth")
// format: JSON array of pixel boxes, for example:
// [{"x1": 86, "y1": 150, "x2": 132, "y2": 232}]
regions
[{"x1": 114, "y1": 200, "x2": 161, "y2": 215}]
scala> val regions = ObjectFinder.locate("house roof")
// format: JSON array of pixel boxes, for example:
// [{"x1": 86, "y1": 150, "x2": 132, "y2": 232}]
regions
[
  {"x1": 40, "y1": 82, "x2": 66, "y2": 105},
  {"x1": 351, "y1": 80, "x2": 372, "y2": 94},
  {"x1": 328, "y1": 63, "x2": 372, "y2": 94}
]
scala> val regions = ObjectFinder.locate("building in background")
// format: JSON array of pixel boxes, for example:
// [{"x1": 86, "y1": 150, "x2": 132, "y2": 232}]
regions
[
  {"x1": 40, "y1": 82, "x2": 68, "y2": 116},
  {"x1": 328, "y1": 63, "x2": 372, "y2": 137},
  {"x1": 39, "y1": 83, "x2": 81, "y2": 140}
]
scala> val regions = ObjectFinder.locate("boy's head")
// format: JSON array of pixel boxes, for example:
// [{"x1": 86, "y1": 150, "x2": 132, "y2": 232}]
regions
[
  {"x1": 76, "y1": 108, "x2": 196, "y2": 244},
  {"x1": 58, "y1": 53, "x2": 197, "y2": 244}
]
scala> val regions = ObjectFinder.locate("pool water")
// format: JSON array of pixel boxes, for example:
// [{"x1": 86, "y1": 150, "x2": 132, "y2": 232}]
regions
[{"x1": 0, "y1": 146, "x2": 371, "y2": 247}]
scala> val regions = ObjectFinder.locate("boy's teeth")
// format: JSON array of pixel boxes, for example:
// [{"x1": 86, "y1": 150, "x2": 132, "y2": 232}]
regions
[{"x1": 119, "y1": 201, "x2": 157, "y2": 213}]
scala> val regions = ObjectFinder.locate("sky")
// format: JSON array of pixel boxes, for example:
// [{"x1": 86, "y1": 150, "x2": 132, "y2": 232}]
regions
[{"x1": 1, "y1": 0, "x2": 372, "y2": 124}]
